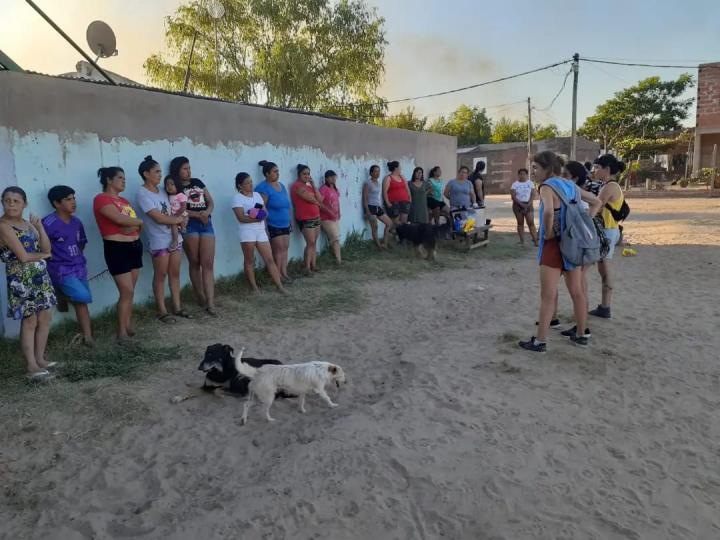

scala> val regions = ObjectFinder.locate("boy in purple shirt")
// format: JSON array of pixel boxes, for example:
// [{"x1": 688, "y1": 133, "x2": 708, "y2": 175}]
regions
[{"x1": 42, "y1": 185, "x2": 93, "y2": 346}]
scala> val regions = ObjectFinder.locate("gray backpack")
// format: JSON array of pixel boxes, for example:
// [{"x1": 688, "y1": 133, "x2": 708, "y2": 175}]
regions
[{"x1": 547, "y1": 182, "x2": 601, "y2": 266}]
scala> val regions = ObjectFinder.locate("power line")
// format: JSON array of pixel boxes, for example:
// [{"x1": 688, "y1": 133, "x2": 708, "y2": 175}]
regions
[
  {"x1": 535, "y1": 67, "x2": 572, "y2": 111},
  {"x1": 337, "y1": 59, "x2": 573, "y2": 108},
  {"x1": 584, "y1": 58, "x2": 719, "y2": 69},
  {"x1": 356, "y1": 99, "x2": 527, "y2": 120}
]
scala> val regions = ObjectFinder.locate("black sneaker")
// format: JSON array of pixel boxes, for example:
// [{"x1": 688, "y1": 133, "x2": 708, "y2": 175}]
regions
[
  {"x1": 535, "y1": 319, "x2": 560, "y2": 328},
  {"x1": 569, "y1": 335, "x2": 589, "y2": 346},
  {"x1": 589, "y1": 305, "x2": 611, "y2": 319},
  {"x1": 519, "y1": 336, "x2": 546, "y2": 353},
  {"x1": 561, "y1": 326, "x2": 591, "y2": 338}
]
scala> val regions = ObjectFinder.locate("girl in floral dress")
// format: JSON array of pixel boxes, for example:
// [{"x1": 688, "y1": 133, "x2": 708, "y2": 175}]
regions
[{"x1": 0, "y1": 187, "x2": 57, "y2": 381}]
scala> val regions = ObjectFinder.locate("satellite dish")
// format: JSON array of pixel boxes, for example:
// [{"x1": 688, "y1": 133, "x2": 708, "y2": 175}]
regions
[
  {"x1": 86, "y1": 20, "x2": 118, "y2": 60},
  {"x1": 207, "y1": 1, "x2": 225, "y2": 19}
]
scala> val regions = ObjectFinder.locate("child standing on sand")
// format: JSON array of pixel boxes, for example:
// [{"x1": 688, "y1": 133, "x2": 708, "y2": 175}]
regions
[{"x1": 165, "y1": 175, "x2": 187, "y2": 251}]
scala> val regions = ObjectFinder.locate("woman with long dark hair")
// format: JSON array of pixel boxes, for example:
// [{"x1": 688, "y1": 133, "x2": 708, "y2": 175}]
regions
[
  {"x1": 469, "y1": 160, "x2": 486, "y2": 208},
  {"x1": 519, "y1": 151, "x2": 601, "y2": 353},
  {"x1": 319, "y1": 170, "x2": 342, "y2": 264},
  {"x1": 136, "y1": 156, "x2": 188, "y2": 324},
  {"x1": 93, "y1": 166, "x2": 144, "y2": 340},
  {"x1": 232, "y1": 172, "x2": 286, "y2": 293},
  {"x1": 408, "y1": 166, "x2": 429, "y2": 224},
  {"x1": 290, "y1": 164, "x2": 323, "y2": 275},
  {"x1": 426, "y1": 166, "x2": 449, "y2": 226},
  {"x1": 169, "y1": 156, "x2": 217, "y2": 317}
]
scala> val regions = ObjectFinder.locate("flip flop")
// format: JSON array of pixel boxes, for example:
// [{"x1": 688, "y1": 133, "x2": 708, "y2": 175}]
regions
[
  {"x1": 205, "y1": 307, "x2": 218, "y2": 318},
  {"x1": 173, "y1": 309, "x2": 194, "y2": 319},
  {"x1": 158, "y1": 313, "x2": 177, "y2": 324},
  {"x1": 26, "y1": 370, "x2": 55, "y2": 383},
  {"x1": 45, "y1": 361, "x2": 63, "y2": 370}
]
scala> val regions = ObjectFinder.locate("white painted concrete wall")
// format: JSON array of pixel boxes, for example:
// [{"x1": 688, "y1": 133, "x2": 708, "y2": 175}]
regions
[{"x1": 0, "y1": 72, "x2": 456, "y2": 337}]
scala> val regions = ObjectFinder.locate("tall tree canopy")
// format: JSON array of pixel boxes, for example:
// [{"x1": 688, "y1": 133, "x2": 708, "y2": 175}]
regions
[
  {"x1": 579, "y1": 74, "x2": 694, "y2": 151},
  {"x1": 428, "y1": 105, "x2": 492, "y2": 147},
  {"x1": 144, "y1": 0, "x2": 387, "y2": 115}
]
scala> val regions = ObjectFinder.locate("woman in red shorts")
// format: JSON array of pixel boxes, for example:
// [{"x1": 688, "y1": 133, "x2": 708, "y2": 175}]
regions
[{"x1": 519, "y1": 151, "x2": 600, "y2": 353}]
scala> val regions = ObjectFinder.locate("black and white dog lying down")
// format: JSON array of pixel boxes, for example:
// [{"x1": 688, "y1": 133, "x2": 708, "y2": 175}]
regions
[
  {"x1": 170, "y1": 343, "x2": 295, "y2": 403},
  {"x1": 395, "y1": 222, "x2": 451, "y2": 260}
]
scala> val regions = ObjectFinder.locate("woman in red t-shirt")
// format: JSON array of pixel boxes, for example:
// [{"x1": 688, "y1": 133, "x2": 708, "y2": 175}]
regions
[
  {"x1": 290, "y1": 164, "x2": 323, "y2": 275},
  {"x1": 93, "y1": 166, "x2": 144, "y2": 340},
  {"x1": 382, "y1": 160, "x2": 411, "y2": 225}
]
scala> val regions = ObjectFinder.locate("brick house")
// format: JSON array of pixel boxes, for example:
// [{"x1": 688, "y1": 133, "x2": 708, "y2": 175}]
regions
[
  {"x1": 457, "y1": 136, "x2": 600, "y2": 194},
  {"x1": 693, "y1": 62, "x2": 720, "y2": 172}
]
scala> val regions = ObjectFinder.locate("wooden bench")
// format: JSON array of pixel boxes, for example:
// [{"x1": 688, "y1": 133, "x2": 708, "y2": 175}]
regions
[{"x1": 452, "y1": 224, "x2": 492, "y2": 251}]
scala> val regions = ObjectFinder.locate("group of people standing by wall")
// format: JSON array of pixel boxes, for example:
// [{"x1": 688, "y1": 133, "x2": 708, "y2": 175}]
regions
[
  {"x1": 514, "y1": 151, "x2": 626, "y2": 352},
  {"x1": 1, "y1": 156, "x2": 473, "y2": 381}
]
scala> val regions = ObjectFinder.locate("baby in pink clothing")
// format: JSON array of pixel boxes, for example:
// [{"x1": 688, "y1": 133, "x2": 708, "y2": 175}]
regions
[{"x1": 165, "y1": 175, "x2": 188, "y2": 250}]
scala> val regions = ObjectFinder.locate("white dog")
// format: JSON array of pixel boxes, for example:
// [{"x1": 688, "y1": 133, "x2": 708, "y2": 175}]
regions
[{"x1": 241, "y1": 361, "x2": 346, "y2": 424}]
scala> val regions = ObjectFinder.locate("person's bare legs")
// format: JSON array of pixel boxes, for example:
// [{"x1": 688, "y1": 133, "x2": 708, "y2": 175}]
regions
[
  {"x1": 564, "y1": 268, "x2": 588, "y2": 336},
  {"x1": 20, "y1": 315, "x2": 42, "y2": 374},
  {"x1": 270, "y1": 234, "x2": 290, "y2": 278},
  {"x1": 581, "y1": 265, "x2": 590, "y2": 317},
  {"x1": 34, "y1": 308, "x2": 52, "y2": 368},
  {"x1": 168, "y1": 249, "x2": 183, "y2": 313},
  {"x1": 257, "y1": 242, "x2": 286, "y2": 292},
  {"x1": 398, "y1": 212, "x2": 409, "y2": 225},
  {"x1": 241, "y1": 242, "x2": 259, "y2": 292},
  {"x1": 183, "y1": 235, "x2": 205, "y2": 307},
  {"x1": 525, "y1": 211, "x2": 538, "y2": 246},
  {"x1": 309, "y1": 227, "x2": 320, "y2": 270},
  {"x1": 537, "y1": 265, "x2": 563, "y2": 342},
  {"x1": 112, "y1": 272, "x2": 136, "y2": 339},
  {"x1": 514, "y1": 209, "x2": 525, "y2": 244},
  {"x1": 73, "y1": 303, "x2": 93, "y2": 343},
  {"x1": 379, "y1": 214, "x2": 394, "y2": 248},
  {"x1": 301, "y1": 227, "x2": 314, "y2": 272},
  {"x1": 151, "y1": 253, "x2": 170, "y2": 316},
  {"x1": 368, "y1": 216, "x2": 381, "y2": 248},
  {"x1": 597, "y1": 259, "x2": 612, "y2": 308},
  {"x1": 199, "y1": 235, "x2": 216, "y2": 310}
]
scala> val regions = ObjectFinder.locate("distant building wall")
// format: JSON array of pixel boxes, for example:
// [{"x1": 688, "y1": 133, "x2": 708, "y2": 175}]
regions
[
  {"x1": 694, "y1": 62, "x2": 720, "y2": 173},
  {"x1": 0, "y1": 72, "x2": 456, "y2": 337},
  {"x1": 457, "y1": 137, "x2": 600, "y2": 194}
]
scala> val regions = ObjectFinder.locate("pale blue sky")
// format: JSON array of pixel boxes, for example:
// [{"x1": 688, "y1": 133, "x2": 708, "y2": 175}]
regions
[{"x1": 3, "y1": 0, "x2": 719, "y2": 128}]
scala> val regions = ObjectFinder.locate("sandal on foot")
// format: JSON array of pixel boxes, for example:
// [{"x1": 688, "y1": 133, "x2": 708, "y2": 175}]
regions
[
  {"x1": 174, "y1": 309, "x2": 193, "y2": 319},
  {"x1": 26, "y1": 370, "x2": 55, "y2": 383},
  {"x1": 158, "y1": 313, "x2": 177, "y2": 324},
  {"x1": 205, "y1": 307, "x2": 218, "y2": 318}
]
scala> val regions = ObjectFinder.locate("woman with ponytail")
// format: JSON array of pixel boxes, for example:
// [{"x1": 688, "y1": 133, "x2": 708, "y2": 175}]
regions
[
  {"x1": 136, "y1": 155, "x2": 189, "y2": 324},
  {"x1": 255, "y1": 160, "x2": 292, "y2": 281},
  {"x1": 93, "y1": 165, "x2": 144, "y2": 340}
]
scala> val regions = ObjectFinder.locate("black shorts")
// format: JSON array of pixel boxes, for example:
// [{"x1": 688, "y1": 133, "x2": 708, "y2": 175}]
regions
[
  {"x1": 367, "y1": 205, "x2": 385, "y2": 218},
  {"x1": 427, "y1": 198, "x2": 446, "y2": 210},
  {"x1": 103, "y1": 239, "x2": 143, "y2": 276},
  {"x1": 387, "y1": 201, "x2": 411, "y2": 218},
  {"x1": 267, "y1": 224, "x2": 291, "y2": 239}
]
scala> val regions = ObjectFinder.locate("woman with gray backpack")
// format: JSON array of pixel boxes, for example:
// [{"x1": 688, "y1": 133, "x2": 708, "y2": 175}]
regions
[{"x1": 519, "y1": 151, "x2": 602, "y2": 353}]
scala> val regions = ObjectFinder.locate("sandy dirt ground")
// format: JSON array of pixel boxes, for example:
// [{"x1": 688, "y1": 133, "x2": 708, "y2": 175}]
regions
[{"x1": 1, "y1": 196, "x2": 719, "y2": 540}]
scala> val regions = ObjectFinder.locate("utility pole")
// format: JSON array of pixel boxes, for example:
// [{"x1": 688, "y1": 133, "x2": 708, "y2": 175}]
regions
[
  {"x1": 527, "y1": 97, "x2": 533, "y2": 167},
  {"x1": 570, "y1": 53, "x2": 579, "y2": 160}
]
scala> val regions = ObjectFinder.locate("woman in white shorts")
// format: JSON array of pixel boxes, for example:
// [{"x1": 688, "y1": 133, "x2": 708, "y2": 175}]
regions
[{"x1": 232, "y1": 173, "x2": 286, "y2": 294}]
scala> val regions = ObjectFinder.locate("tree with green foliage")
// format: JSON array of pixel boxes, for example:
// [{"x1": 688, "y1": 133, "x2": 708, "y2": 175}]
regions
[
  {"x1": 374, "y1": 107, "x2": 427, "y2": 131},
  {"x1": 428, "y1": 105, "x2": 492, "y2": 146},
  {"x1": 144, "y1": 0, "x2": 387, "y2": 117},
  {"x1": 579, "y1": 74, "x2": 694, "y2": 151},
  {"x1": 491, "y1": 117, "x2": 558, "y2": 143}
]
